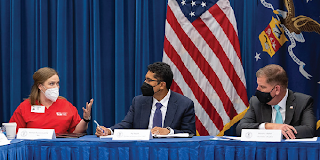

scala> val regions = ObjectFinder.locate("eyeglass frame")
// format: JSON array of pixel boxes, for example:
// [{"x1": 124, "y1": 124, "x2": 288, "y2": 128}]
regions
[{"x1": 144, "y1": 78, "x2": 162, "y2": 84}]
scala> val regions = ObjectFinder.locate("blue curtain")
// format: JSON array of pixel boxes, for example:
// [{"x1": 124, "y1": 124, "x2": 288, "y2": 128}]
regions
[
  {"x1": 0, "y1": 0, "x2": 167, "y2": 134},
  {"x1": 1, "y1": 0, "x2": 319, "y2": 135}
]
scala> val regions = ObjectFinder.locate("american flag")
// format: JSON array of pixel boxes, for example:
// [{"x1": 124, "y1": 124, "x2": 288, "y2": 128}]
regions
[{"x1": 162, "y1": 0, "x2": 249, "y2": 135}]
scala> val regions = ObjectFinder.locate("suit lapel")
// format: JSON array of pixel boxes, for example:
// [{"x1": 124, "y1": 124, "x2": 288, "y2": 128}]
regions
[
  {"x1": 284, "y1": 90, "x2": 295, "y2": 124},
  {"x1": 261, "y1": 103, "x2": 272, "y2": 122},
  {"x1": 164, "y1": 93, "x2": 178, "y2": 127},
  {"x1": 140, "y1": 97, "x2": 153, "y2": 128}
]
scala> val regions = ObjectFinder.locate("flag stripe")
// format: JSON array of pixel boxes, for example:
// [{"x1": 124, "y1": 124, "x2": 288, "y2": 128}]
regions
[
  {"x1": 164, "y1": 23, "x2": 230, "y2": 133},
  {"x1": 167, "y1": 1, "x2": 248, "y2": 120},
  {"x1": 170, "y1": 80, "x2": 210, "y2": 136},
  {"x1": 163, "y1": 0, "x2": 249, "y2": 135},
  {"x1": 216, "y1": 0, "x2": 239, "y2": 35},
  {"x1": 163, "y1": 37, "x2": 224, "y2": 130},
  {"x1": 165, "y1": 8, "x2": 232, "y2": 126},
  {"x1": 166, "y1": 3, "x2": 239, "y2": 120},
  {"x1": 200, "y1": 16, "x2": 248, "y2": 96},
  {"x1": 208, "y1": 3, "x2": 242, "y2": 61},
  {"x1": 163, "y1": 17, "x2": 231, "y2": 124},
  {"x1": 195, "y1": 116, "x2": 210, "y2": 135},
  {"x1": 204, "y1": 5, "x2": 249, "y2": 107},
  {"x1": 170, "y1": 80, "x2": 183, "y2": 95},
  {"x1": 192, "y1": 15, "x2": 248, "y2": 114},
  {"x1": 205, "y1": 1, "x2": 248, "y2": 90},
  {"x1": 163, "y1": 52, "x2": 220, "y2": 135}
]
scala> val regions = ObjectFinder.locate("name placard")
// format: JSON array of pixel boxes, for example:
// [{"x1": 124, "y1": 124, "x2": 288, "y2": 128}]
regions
[
  {"x1": 112, "y1": 129, "x2": 152, "y2": 140},
  {"x1": 241, "y1": 129, "x2": 282, "y2": 142},
  {"x1": 17, "y1": 128, "x2": 56, "y2": 139}
]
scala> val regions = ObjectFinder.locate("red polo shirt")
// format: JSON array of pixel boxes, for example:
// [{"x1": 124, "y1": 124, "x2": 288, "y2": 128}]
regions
[{"x1": 9, "y1": 98, "x2": 82, "y2": 134}]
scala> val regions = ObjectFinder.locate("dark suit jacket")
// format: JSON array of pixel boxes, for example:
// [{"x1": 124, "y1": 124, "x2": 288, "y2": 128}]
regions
[
  {"x1": 110, "y1": 91, "x2": 196, "y2": 134},
  {"x1": 236, "y1": 90, "x2": 316, "y2": 138}
]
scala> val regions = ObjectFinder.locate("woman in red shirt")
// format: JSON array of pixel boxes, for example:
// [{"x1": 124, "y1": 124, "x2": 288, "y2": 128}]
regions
[{"x1": 9, "y1": 67, "x2": 93, "y2": 134}]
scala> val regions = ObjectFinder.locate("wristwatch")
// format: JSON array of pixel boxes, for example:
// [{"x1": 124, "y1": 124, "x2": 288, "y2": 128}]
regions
[
  {"x1": 83, "y1": 116, "x2": 91, "y2": 122},
  {"x1": 166, "y1": 127, "x2": 172, "y2": 132}
]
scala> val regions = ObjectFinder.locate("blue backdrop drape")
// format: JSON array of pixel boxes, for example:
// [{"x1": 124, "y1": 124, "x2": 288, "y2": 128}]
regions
[
  {"x1": 0, "y1": 0, "x2": 167, "y2": 134},
  {"x1": 1, "y1": 0, "x2": 319, "y2": 135}
]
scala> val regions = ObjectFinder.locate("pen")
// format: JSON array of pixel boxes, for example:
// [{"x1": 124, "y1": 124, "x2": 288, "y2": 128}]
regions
[{"x1": 94, "y1": 120, "x2": 105, "y2": 133}]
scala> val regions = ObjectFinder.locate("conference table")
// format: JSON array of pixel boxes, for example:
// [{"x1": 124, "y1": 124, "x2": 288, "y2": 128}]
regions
[{"x1": 0, "y1": 135, "x2": 319, "y2": 160}]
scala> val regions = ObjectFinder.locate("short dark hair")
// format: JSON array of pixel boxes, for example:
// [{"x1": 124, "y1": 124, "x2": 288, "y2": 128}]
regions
[
  {"x1": 256, "y1": 64, "x2": 288, "y2": 88},
  {"x1": 148, "y1": 62, "x2": 173, "y2": 90}
]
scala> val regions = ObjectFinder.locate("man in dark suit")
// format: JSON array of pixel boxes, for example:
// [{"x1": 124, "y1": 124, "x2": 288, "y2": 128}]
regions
[
  {"x1": 236, "y1": 64, "x2": 315, "y2": 139},
  {"x1": 95, "y1": 62, "x2": 196, "y2": 136}
]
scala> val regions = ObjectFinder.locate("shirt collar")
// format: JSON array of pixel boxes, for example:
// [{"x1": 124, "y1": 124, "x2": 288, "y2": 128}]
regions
[
  {"x1": 152, "y1": 89, "x2": 171, "y2": 108},
  {"x1": 274, "y1": 89, "x2": 288, "y2": 109}
]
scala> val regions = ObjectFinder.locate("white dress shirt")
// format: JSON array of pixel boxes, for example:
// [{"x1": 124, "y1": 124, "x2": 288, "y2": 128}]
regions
[
  {"x1": 259, "y1": 89, "x2": 288, "y2": 129},
  {"x1": 109, "y1": 90, "x2": 173, "y2": 135},
  {"x1": 148, "y1": 90, "x2": 174, "y2": 134}
]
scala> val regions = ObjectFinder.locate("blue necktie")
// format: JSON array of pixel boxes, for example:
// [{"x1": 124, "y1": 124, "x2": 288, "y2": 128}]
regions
[
  {"x1": 153, "y1": 103, "x2": 162, "y2": 128},
  {"x1": 274, "y1": 105, "x2": 283, "y2": 124}
]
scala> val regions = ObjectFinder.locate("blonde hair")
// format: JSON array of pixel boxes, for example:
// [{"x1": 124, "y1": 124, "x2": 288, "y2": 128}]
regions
[{"x1": 28, "y1": 67, "x2": 61, "y2": 105}]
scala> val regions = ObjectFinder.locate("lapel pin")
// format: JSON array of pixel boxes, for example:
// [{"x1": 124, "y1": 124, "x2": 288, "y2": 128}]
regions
[{"x1": 290, "y1": 106, "x2": 293, "y2": 109}]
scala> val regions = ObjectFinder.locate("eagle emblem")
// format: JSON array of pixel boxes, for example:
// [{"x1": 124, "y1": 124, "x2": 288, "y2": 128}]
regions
[
  {"x1": 259, "y1": 0, "x2": 320, "y2": 80},
  {"x1": 274, "y1": 0, "x2": 320, "y2": 42}
]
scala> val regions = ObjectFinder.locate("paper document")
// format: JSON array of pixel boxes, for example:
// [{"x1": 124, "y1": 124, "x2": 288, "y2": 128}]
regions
[
  {"x1": 100, "y1": 135, "x2": 114, "y2": 138},
  {"x1": 210, "y1": 136, "x2": 241, "y2": 141},
  {"x1": 0, "y1": 133, "x2": 10, "y2": 146},
  {"x1": 221, "y1": 136, "x2": 241, "y2": 140},
  {"x1": 285, "y1": 137, "x2": 317, "y2": 142},
  {"x1": 153, "y1": 133, "x2": 192, "y2": 138}
]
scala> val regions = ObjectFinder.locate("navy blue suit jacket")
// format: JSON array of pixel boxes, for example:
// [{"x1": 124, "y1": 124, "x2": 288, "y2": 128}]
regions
[{"x1": 110, "y1": 91, "x2": 196, "y2": 134}]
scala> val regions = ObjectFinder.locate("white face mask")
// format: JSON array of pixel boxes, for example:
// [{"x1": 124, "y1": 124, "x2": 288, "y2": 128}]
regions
[{"x1": 41, "y1": 85, "x2": 59, "y2": 102}]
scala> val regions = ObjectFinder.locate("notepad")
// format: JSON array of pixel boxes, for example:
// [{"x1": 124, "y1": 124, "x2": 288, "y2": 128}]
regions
[{"x1": 56, "y1": 133, "x2": 87, "y2": 138}]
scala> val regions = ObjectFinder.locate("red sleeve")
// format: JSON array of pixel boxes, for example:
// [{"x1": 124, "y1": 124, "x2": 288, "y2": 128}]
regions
[
  {"x1": 9, "y1": 100, "x2": 28, "y2": 133},
  {"x1": 67, "y1": 103, "x2": 82, "y2": 133}
]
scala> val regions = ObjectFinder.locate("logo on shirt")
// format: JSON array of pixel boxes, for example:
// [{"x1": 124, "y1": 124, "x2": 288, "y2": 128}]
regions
[{"x1": 56, "y1": 112, "x2": 68, "y2": 116}]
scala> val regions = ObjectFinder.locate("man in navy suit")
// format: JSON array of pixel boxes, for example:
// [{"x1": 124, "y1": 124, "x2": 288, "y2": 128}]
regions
[
  {"x1": 95, "y1": 62, "x2": 196, "y2": 136},
  {"x1": 236, "y1": 64, "x2": 315, "y2": 139}
]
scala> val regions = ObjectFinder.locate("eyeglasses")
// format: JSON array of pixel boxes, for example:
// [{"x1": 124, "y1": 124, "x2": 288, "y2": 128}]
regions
[{"x1": 144, "y1": 78, "x2": 158, "y2": 83}]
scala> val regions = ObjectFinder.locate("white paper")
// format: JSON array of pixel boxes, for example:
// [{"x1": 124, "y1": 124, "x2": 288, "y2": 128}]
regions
[
  {"x1": 210, "y1": 136, "x2": 242, "y2": 141},
  {"x1": 285, "y1": 137, "x2": 317, "y2": 142},
  {"x1": 0, "y1": 132, "x2": 10, "y2": 146},
  {"x1": 17, "y1": 128, "x2": 56, "y2": 139},
  {"x1": 210, "y1": 137, "x2": 230, "y2": 141},
  {"x1": 112, "y1": 129, "x2": 152, "y2": 140},
  {"x1": 153, "y1": 133, "x2": 190, "y2": 138},
  {"x1": 100, "y1": 135, "x2": 113, "y2": 138},
  {"x1": 221, "y1": 136, "x2": 241, "y2": 140}
]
